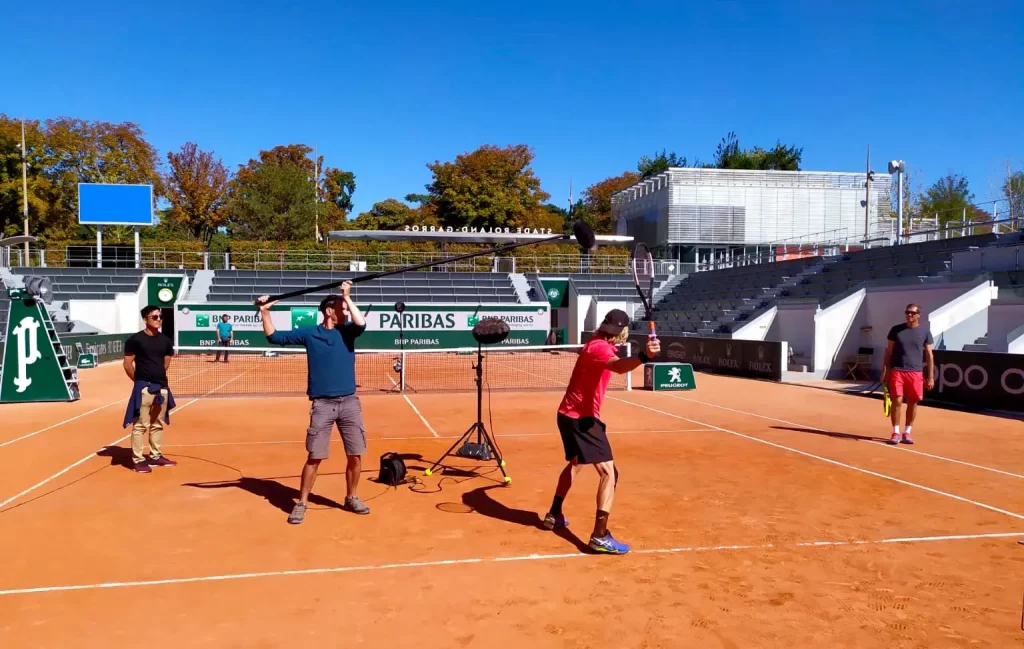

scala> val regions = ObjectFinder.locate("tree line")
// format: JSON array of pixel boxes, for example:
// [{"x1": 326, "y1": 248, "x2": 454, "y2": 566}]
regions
[{"x1": 1, "y1": 115, "x2": 1020, "y2": 246}]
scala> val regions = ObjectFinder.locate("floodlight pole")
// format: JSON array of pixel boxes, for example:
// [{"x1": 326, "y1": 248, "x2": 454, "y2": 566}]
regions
[
  {"x1": 96, "y1": 227, "x2": 103, "y2": 269},
  {"x1": 21, "y1": 119, "x2": 29, "y2": 262},
  {"x1": 134, "y1": 227, "x2": 141, "y2": 269}
]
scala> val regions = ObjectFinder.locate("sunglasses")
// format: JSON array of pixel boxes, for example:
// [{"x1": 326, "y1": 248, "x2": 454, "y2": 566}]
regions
[
  {"x1": 905, "y1": 311, "x2": 919, "y2": 316},
  {"x1": 148, "y1": 315, "x2": 162, "y2": 321}
]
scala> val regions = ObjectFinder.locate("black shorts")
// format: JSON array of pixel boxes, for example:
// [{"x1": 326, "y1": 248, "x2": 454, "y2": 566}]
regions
[{"x1": 557, "y1": 413, "x2": 613, "y2": 464}]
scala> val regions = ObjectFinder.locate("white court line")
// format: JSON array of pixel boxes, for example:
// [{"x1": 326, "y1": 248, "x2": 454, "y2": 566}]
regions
[
  {"x1": 666, "y1": 393, "x2": 1024, "y2": 481},
  {"x1": 612, "y1": 396, "x2": 1024, "y2": 522},
  {"x1": 402, "y1": 395, "x2": 438, "y2": 437},
  {"x1": 0, "y1": 372, "x2": 247, "y2": 512},
  {"x1": 161, "y1": 428, "x2": 714, "y2": 448},
  {"x1": 0, "y1": 398, "x2": 127, "y2": 449},
  {"x1": 0, "y1": 530, "x2": 1019, "y2": 597}
]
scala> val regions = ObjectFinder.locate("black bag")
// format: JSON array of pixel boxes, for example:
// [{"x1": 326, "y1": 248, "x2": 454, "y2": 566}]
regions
[{"x1": 378, "y1": 452, "x2": 407, "y2": 487}]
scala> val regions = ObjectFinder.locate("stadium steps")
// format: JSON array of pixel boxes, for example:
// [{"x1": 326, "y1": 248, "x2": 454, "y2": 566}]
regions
[
  {"x1": 507, "y1": 273, "x2": 534, "y2": 303},
  {"x1": 188, "y1": 270, "x2": 215, "y2": 301}
]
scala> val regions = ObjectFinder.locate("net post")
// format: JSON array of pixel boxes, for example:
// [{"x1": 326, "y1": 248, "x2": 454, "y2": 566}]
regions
[{"x1": 400, "y1": 350, "x2": 406, "y2": 393}]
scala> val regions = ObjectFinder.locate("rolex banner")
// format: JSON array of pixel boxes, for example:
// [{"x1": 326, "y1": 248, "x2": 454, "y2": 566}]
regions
[
  {"x1": 585, "y1": 332, "x2": 785, "y2": 381},
  {"x1": 175, "y1": 302, "x2": 552, "y2": 350}
]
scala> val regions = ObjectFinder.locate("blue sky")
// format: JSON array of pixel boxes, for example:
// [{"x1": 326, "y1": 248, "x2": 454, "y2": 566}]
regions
[{"x1": 4, "y1": 1, "x2": 1022, "y2": 218}]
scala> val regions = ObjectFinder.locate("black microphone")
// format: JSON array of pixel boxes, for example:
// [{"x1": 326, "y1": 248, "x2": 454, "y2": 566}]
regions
[{"x1": 472, "y1": 317, "x2": 510, "y2": 346}]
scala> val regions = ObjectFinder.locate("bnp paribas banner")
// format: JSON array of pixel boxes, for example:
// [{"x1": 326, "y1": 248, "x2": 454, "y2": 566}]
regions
[{"x1": 175, "y1": 302, "x2": 551, "y2": 350}]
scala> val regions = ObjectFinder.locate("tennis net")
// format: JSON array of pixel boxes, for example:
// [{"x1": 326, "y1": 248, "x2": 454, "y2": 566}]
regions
[{"x1": 168, "y1": 343, "x2": 633, "y2": 397}]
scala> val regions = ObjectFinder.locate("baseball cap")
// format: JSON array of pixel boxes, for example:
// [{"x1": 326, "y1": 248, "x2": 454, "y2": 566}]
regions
[{"x1": 597, "y1": 309, "x2": 630, "y2": 336}]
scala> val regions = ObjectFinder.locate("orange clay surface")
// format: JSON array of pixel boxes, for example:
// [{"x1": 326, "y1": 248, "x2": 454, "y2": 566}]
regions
[{"x1": 1, "y1": 362, "x2": 1024, "y2": 648}]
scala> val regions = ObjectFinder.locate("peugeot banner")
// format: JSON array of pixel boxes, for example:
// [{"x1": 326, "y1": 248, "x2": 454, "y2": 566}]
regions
[
  {"x1": 584, "y1": 333, "x2": 785, "y2": 381},
  {"x1": 932, "y1": 350, "x2": 1024, "y2": 412}
]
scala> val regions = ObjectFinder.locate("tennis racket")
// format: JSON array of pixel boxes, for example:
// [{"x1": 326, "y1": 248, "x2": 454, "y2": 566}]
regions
[
  {"x1": 630, "y1": 243, "x2": 657, "y2": 341},
  {"x1": 882, "y1": 384, "x2": 892, "y2": 417}
]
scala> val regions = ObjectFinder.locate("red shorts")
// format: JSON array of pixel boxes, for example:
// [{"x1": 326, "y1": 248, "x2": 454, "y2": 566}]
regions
[{"x1": 888, "y1": 370, "x2": 924, "y2": 404}]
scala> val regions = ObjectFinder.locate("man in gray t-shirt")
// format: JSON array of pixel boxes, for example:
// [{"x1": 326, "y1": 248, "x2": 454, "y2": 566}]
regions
[{"x1": 881, "y1": 303, "x2": 935, "y2": 445}]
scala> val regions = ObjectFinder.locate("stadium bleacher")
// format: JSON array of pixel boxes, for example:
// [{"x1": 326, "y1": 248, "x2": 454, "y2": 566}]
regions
[
  {"x1": 525, "y1": 272, "x2": 671, "y2": 302},
  {"x1": 206, "y1": 270, "x2": 522, "y2": 304},
  {"x1": 10, "y1": 268, "x2": 195, "y2": 302},
  {"x1": 643, "y1": 230, "x2": 1023, "y2": 336}
]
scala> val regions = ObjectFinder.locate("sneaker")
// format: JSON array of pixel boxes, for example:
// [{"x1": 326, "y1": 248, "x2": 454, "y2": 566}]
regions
[
  {"x1": 288, "y1": 501, "x2": 307, "y2": 524},
  {"x1": 133, "y1": 462, "x2": 152, "y2": 474},
  {"x1": 888, "y1": 432, "x2": 901, "y2": 445},
  {"x1": 149, "y1": 456, "x2": 177, "y2": 467},
  {"x1": 901, "y1": 433, "x2": 915, "y2": 445},
  {"x1": 344, "y1": 495, "x2": 370, "y2": 515},
  {"x1": 588, "y1": 532, "x2": 630, "y2": 555},
  {"x1": 542, "y1": 512, "x2": 569, "y2": 530}
]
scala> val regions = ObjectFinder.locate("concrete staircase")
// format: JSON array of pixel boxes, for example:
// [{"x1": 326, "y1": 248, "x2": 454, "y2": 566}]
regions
[
  {"x1": 962, "y1": 334, "x2": 989, "y2": 352},
  {"x1": 187, "y1": 269, "x2": 215, "y2": 302},
  {"x1": 508, "y1": 273, "x2": 534, "y2": 303}
]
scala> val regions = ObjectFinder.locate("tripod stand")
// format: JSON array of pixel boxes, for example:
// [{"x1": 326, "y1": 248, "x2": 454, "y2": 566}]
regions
[
  {"x1": 389, "y1": 302, "x2": 416, "y2": 393},
  {"x1": 424, "y1": 343, "x2": 510, "y2": 484}
]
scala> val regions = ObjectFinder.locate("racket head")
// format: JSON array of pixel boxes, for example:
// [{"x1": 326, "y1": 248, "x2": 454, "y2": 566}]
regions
[
  {"x1": 882, "y1": 384, "x2": 892, "y2": 416},
  {"x1": 630, "y1": 243, "x2": 655, "y2": 312}
]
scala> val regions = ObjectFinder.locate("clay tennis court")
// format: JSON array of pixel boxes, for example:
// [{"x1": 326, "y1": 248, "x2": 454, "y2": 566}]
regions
[{"x1": 2, "y1": 356, "x2": 1023, "y2": 648}]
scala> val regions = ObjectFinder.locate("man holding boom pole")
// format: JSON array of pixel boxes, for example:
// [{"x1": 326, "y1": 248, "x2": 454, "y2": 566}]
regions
[{"x1": 258, "y1": 281, "x2": 370, "y2": 524}]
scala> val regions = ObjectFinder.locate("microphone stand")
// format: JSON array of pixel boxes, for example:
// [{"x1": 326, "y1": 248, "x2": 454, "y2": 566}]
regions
[{"x1": 391, "y1": 301, "x2": 415, "y2": 393}]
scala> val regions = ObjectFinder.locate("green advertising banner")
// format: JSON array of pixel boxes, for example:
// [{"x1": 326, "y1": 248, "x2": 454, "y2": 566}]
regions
[
  {"x1": 539, "y1": 279, "x2": 569, "y2": 308},
  {"x1": 643, "y1": 363, "x2": 697, "y2": 391},
  {"x1": 147, "y1": 276, "x2": 185, "y2": 307},
  {"x1": 175, "y1": 302, "x2": 552, "y2": 350},
  {"x1": 60, "y1": 333, "x2": 133, "y2": 366}
]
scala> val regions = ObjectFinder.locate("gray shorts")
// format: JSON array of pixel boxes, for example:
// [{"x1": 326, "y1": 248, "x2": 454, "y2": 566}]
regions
[{"x1": 306, "y1": 395, "x2": 367, "y2": 460}]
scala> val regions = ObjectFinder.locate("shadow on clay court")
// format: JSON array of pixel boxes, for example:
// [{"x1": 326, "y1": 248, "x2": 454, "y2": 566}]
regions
[
  {"x1": 97, "y1": 446, "x2": 136, "y2": 469},
  {"x1": 183, "y1": 477, "x2": 344, "y2": 513},
  {"x1": 770, "y1": 426, "x2": 890, "y2": 443},
  {"x1": 461, "y1": 485, "x2": 589, "y2": 553}
]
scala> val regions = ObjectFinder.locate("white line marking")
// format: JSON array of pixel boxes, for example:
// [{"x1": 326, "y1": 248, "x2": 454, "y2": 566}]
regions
[
  {"x1": 0, "y1": 530, "x2": 1018, "y2": 596},
  {"x1": 612, "y1": 396, "x2": 1024, "y2": 521},
  {"x1": 0, "y1": 398, "x2": 127, "y2": 449},
  {"x1": 0, "y1": 373, "x2": 242, "y2": 512},
  {"x1": 666, "y1": 393, "x2": 1024, "y2": 480},
  {"x1": 402, "y1": 395, "x2": 438, "y2": 437},
  {"x1": 161, "y1": 429, "x2": 714, "y2": 448}
]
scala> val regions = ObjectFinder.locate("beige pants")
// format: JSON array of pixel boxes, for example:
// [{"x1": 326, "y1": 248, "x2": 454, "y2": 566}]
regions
[{"x1": 131, "y1": 388, "x2": 167, "y2": 464}]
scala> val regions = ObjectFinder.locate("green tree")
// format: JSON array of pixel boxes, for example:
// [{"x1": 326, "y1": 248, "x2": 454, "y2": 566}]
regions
[
  {"x1": 226, "y1": 144, "x2": 356, "y2": 240},
  {"x1": 352, "y1": 198, "x2": 416, "y2": 230},
  {"x1": 712, "y1": 132, "x2": 802, "y2": 170},
  {"x1": 164, "y1": 142, "x2": 230, "y2": 244},
  {"x1": 637, "y1": 150, "x2": 688, "y2": 179},
  {"x1": 919, "y1": 174, "x2": 977, "y2": 229},
  {"x1": 1003, "y1": 170, "x2": 1024, "y2": 228},
  {"x1": 225, "y1": 159, "x2": 317, "y2": 240},
  {"x1": 422, "y1": 144, "x2": 551, "y2": 229}
]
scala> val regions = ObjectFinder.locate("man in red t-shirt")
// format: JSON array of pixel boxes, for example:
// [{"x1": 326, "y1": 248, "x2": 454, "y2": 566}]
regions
[{"x1": 542, "y1": 309, "x2": 660, "y2": 555}]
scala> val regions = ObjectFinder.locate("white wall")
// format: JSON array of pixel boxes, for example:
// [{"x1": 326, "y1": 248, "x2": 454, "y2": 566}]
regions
[
  {"x1": 929, "y1": 281, "x2": 996, "y2": 351},
  {"x1": 813, "y1": 288, "x2": 865, "y2": 373},
  {"x1": 987, "y1": 295, "x2": 1024, "y2": 352},
  {"x1": 588, "y1": 300, "x2": 631, "y2": 333},
  {"x1": 117, "y1": 294, "x2": 142, "y2": 333},
  {"x1": 732, "y1": 306, "x2": 777, "y2": 340},
  {"x1": 68, "y1": 301, "x2": 119, "y2": 334},
  {"x1": 567, "y1": 287, "x2": 592, "y2": 345},
  {"x1": 829, "y1": 281, "x2": 984, "y2": 377},
  {"x1": 768, "y1": 301, "x2": 817, "y2": 361}
]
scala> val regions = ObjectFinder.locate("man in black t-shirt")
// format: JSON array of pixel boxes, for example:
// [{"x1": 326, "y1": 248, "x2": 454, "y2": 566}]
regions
[
  {"x1": 881, "y1": 303, "x2": 934, "y2": 446},
  {"x1": 122, "y1": 305, "x2": 177, "y2": 473}
]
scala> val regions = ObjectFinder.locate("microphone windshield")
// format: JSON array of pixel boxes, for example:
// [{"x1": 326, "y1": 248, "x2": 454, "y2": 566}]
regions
[{"x1": 571, "y1": 221, "x2": 597, "y2": 252}]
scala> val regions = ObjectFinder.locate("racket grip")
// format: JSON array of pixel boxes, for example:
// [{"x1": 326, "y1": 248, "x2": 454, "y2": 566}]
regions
[{"x1": 647, "y1": 320, "x2": 657, "y2": 341}]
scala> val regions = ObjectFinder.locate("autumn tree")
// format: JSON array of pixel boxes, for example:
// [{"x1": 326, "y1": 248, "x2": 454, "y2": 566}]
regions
[
  {"x1": 164, "y1": 142, "x2": 230, "y2": 243},
  {"x1": 0, "y1": 116, "x2": 49, "y2": 240},
  {"x1": 580, "y1": 171, "x2": 642, "y2": 233},
  {"x1": 0, "y1": 116, "x2": 163, "y2": 241},
  {"x1": 422, "y1": 144, "x2": 551, "y2": 230}
]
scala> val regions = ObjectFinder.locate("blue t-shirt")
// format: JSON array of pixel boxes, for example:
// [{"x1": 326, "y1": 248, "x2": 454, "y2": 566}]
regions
[
  {"x1": 266, "y1": 323, "x2": 365, "y2": 399},
  {"x1": 217, "y1": 322, "x2": 233, "y2": 340}
]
